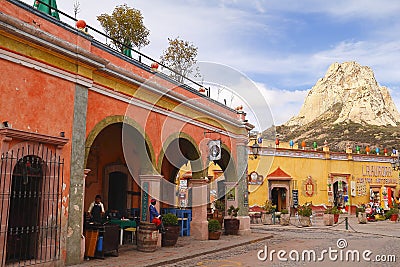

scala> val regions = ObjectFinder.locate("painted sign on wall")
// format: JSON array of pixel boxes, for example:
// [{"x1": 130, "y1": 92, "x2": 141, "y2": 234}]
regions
[
  {"x1": 292, "y1": 189, "x2": 298, "y2": 208},
  {"x1": 141, "y1": 182, "x2": 149, "y2": 221}
]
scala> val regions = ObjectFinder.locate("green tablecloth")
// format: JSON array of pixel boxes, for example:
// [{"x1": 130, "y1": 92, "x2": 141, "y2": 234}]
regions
[{"x1": 109, "y1": 219, "x2": 136, "y2": 228}]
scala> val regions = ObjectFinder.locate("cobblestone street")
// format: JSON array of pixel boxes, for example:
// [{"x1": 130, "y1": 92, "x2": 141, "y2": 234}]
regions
[{"x1": 74, "y1": 215, "x2": 400, "y2": 267}]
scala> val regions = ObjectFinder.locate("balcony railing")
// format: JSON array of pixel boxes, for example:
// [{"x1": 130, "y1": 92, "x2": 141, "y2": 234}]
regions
[{"x1": 10, "y1": 0, "x2": 239, "y2": 113}]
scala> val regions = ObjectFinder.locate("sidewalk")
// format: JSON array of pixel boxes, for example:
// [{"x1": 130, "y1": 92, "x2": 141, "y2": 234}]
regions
[{"x1": 74, "y1": 231, "x2": 273, "y2": 267}]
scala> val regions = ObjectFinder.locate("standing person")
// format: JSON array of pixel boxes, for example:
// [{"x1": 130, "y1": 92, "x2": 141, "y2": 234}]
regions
[
  {"x1": 88, "y1": 195, "x2": 105, "y2": 223},
  {"x1": 149, "y1": 198, "x2": 165, "y2": 233}
]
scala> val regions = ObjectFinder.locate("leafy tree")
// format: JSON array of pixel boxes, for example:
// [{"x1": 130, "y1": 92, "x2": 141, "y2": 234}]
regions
[
  {"x1": 160, "y1": 37, "x2": 200, "y2": 83},
  {"x1": 97, "y1": 4, "x2": 150, "y2": 53}
]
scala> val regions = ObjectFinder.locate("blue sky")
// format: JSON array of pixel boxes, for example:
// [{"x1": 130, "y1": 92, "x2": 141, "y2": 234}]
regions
[{"x1": 19, "y1": 0, "x2": 400, "y2": 127}]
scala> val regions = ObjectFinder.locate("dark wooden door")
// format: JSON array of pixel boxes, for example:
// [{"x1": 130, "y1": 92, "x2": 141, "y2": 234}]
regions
[{"x1": 108, "y1": 171, "x2": 127, "y2": 214}]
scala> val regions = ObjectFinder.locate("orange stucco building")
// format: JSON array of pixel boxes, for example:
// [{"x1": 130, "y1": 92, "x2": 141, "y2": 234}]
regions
[{"x1": 0, "y1": 1, "x2": 252, "y2": 266}]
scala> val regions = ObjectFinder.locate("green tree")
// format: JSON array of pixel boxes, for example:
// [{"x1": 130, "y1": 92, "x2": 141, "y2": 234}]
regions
[
  {"x1": 97, "y1": 4, "x2": 150, "y2": 53},
  {"x1": 160, "y1": 37, "x2": 199, "y2": 83}
]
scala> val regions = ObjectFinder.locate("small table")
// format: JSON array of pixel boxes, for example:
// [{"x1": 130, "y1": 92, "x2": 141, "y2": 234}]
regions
[{"x1": 109, "y1": 219, "x2": 137, "y2": 245}]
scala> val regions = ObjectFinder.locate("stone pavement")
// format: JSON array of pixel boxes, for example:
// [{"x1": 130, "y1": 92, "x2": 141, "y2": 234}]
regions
[
  {"x1": 251, "y1": 214, "x2": 400, "y2": 238},
  {"x1": 73, "y1": 231, "x2": 272, "y2": 267},
  {"x1": 73, "y1": 215, "x2": 400, "y2": 267}
]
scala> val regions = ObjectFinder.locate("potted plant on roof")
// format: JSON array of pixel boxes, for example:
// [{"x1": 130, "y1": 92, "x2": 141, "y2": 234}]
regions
[
  {"x1": 280, "y1": 209, "x2": 290, "y2": 226},
  {"x1": 297, "y1": 204, "x2": 312, "y2": 227},
  {"x1": 224, "y1": 205, "x2": 240, "y2": 235},
  {"x1": 323, "y1": 208, "x2": 334, "y2": 226},
  {"x1": 208, "y1": 219, "x2": 222, "y2": 240},
  {"x1": 161, "y1": 213, "x2": 179, "y2": 247}
]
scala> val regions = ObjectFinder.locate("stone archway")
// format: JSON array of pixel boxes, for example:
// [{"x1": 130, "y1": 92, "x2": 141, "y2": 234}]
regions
[
  {"x1": 158, "y1": 135, "x2": 203, "y2": 207},
  {"x1": 84, "y1": 115, "x2": 155, "y2": 169},
  {"x1": 84, "y1": 119, "x2": 153, "y2": 216}
]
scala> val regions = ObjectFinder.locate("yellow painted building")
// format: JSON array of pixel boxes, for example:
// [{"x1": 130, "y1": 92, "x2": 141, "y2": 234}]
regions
[{"x1": 248, "y1": 142, "x2": 399, "y2": 214}]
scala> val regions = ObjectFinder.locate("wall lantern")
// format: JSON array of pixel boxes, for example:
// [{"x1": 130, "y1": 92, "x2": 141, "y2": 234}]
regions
[{"x1": 251, "y1": 142, "x2": 261, "y2": 159}]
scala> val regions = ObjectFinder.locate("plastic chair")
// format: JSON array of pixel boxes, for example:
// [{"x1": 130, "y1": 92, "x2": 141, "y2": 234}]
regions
[
  {"x1": 176, "y1": 209, "x2": 191, "y2": 236},
  {"x1": 124, "y1": 227, "x2": 137, "y2": 244}
]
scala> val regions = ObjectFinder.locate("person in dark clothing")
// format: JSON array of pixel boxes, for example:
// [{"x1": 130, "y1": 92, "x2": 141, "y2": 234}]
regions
[{"x1": 88, "y1": 195, "x2": 105, "y2": 223}]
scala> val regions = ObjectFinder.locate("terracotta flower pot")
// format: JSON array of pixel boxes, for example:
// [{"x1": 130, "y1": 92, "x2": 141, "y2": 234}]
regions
[
  {"x1": 208, "y1": 231, "x2": 221, "y2": 240},
  {"x1": 280, "y1": 214, "x2": 290, "y2": 226},
  {"x1": 358, "y1": 212, "x2": 367, "y2": 224},
  {"x1": 262, "y1": 213, "x2": 272, "y2": 225},
  {"x1": 161, "y1": 225, "x2": 180, "y2": 247},
  {"x1": 224, "y1": 218, "x2": 240, "y2": 235},
  {"x1": 299, "y1": 216, "x2": 311, "y2": 227},
  {"x1": 334, "y1": 214, "x2": 339, "y2": 224},
  {"x1": 323, "y1": 214, "x2": 334, "y2": 226}
]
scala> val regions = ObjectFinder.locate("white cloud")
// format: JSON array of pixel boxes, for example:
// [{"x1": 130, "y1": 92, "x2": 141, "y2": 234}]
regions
[
  {"x1": 255, "y1": 83, "x2": 308, "y2": 126},
  {"x1": 18, "y1": 0, "x2": 400, "y2": 121}
]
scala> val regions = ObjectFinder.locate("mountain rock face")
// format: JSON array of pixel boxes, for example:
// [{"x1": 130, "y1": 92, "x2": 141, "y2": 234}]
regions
[
  {"x1": 286, "y1": 61, "x2": 400, "y2": 127},
  {"x1": 272, "y1": 62, "x2": 400, "y2": 151}
]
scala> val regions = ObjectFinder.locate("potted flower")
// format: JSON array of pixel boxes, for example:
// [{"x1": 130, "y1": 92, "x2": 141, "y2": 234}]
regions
[
  {"x1": 208, "y1": 219, "x2": 222, "y2": 240},
  {"x1": 389, "y1": 205, "x2": 399, "y2": 222},
  {"x1": 323, "y1": 208, "x2": 334, "y2": 226},
  {"x1": 327, "y1": 183, "x2": 332, "y2": 191},
  {"x1": 297, "y1": 204, "x2": 312, "y2": 227},
  {"x1": 224, "y1": 205, "x2": 240, "y2": 235},
  {"x1": 280, "y1": 209, "x2": 290, "y2": 226},
  {"x1": 331, "y1": 206, "x2": 340, "y2": 224},
  {"x1": 355, "y1": 206, "x2": 364, "y2": 217},
  {"x1": 262, "y1": 200, "x2": 273, "y2": 225},
  {"x1": 357, "y1": 206, "x2": 367, "y2": 224},
  {"x1": 161, "y1": 213, "x2": 179, "y2": 247},
  {"x1": 213, "y1": 199, "x2": 225, "y2": 226}
]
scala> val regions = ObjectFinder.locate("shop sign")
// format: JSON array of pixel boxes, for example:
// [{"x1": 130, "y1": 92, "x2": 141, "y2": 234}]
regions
[
  {"x1": 362, "y1": 165, "x2": 392, "y2": 177},
  {"x1": 244, "y1": 190, "x2": 249, "y2": 207},
  {"x1": 356, "y1": 177, "x2": 398, "y2": 184},
  {"x1": 227, "y1": 188, "x2": 236, "y2": 201},
  {"x1": 303, "y1": 176, "x2": 316, "y2": 197},
  {"x1": 141, "y1": 182, "x2": 149, "y2": 221},
  {"x1": 356, "y1": 182, "x2": 367, "y2": 196},
  {"x1": 248, "y1": 171, "x2": 264, "y2": 185},
  {"x1": 350, "y1": 181, "x2": 356, "y2": 197},
  {"x1": 179, "y1": 179, "x2": 187, "y2": 188},
  {"x1": 292, "y1": 190, "x2": 298, "y2": 208}
]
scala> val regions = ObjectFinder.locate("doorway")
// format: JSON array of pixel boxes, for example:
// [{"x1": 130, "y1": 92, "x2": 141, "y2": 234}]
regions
[
  {"x1": 6, "y1": 156, "x2": 42, "y2": 262},
  {"x1": 108, "y1": 171, "x2": 127, "y2": 214},
  {"x1": 271, "y1": 187, "x2": 288, "y2": 211},
  {"x1": 333, "y1": 181, "x2": 348, "y2": 208}
]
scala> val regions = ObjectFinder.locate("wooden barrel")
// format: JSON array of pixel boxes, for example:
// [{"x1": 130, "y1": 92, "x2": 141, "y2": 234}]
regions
[{"x1": 137, "y1": 222, "x2": 158, "y2": 252}]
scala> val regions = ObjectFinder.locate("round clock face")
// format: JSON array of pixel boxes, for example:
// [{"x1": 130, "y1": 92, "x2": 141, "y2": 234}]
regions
[
  {"x1": 250, "y1": 172, "x2": 258, "y2": 180},
  {"x1": 210, "y1": 145, "x2": 220, "y2": 157}
]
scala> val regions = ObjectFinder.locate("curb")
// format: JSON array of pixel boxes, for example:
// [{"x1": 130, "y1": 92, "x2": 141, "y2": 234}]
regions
[{"x1": 146, "y1": 234, "x2": 273, "y2": 267}]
